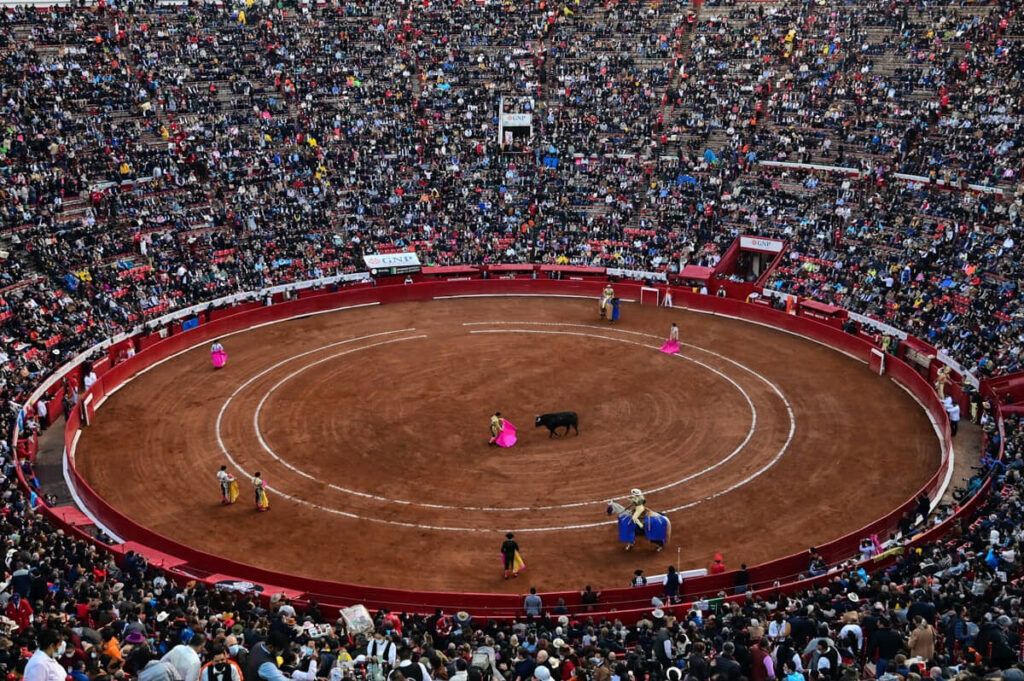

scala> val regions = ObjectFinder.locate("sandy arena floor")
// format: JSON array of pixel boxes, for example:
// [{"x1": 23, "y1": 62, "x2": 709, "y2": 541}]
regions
[{"x1": 75, "y1": 298, "x2": 940, "y2": 592}]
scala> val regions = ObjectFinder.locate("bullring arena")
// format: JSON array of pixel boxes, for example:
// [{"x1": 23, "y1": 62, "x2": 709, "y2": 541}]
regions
[
  {"x1": 3, "y1": 0, "x2": 1024, "y2": 672},
  {"x1": 63, "y1": 279, "x2": 943, "y2": 610}
]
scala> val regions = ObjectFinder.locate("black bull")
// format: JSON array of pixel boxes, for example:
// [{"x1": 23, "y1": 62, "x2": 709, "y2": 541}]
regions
[{"x1": 535, "y1": 412, "x2": 579, "y2": 437}]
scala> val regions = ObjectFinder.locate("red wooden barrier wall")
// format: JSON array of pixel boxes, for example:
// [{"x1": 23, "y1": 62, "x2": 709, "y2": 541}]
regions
[{"x1": 15, "y1": 278, "x2": 962, "y2": 621}]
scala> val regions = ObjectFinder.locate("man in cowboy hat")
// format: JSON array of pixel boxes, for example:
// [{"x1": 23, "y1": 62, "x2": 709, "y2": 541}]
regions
[
  {"x1": 501, "y1": 533, "x2": 521, "y2": 580},
  {"x1": 454, "y1": 611, "x2": 472, "y2": 632},
  {"x1": 625, "y1": 489, "x2": 647, "y2": 528},
  {"x1": 600, "y1": 284, "x2": 615, "y2": 319}
]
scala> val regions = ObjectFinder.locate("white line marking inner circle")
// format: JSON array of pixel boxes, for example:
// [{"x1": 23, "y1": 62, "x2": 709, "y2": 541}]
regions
[
  {"x1": 215, "y1": 321, "x2": 796, "y2": 532},
  {"x1": 249, "y1": 328, "x2": 757, "y2": 511}
]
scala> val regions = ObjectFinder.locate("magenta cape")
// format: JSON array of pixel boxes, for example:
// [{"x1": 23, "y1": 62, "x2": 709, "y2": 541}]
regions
[
  {"x1": 490, "y1": 421, "x2": 518, "y2": 447},
  {"x1": 212, "y1": 349, "x2": 228, "y2": 368},
  {"x1": 660, "y1": 339, "x2": 680, "y2": 354}
]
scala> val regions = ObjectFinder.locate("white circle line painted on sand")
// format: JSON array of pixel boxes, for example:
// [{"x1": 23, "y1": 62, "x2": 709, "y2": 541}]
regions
[
  {"x1": 249, "y1": 328, "x2": 759, "y2": 512},
  {"x1": 469, "y1": 329, "x2": 795, "y2": 505},
  {"x1": 214, "y1": 328, "x2": 417, "y2": 481},
  {"x1": 216, "y1": 334, "x2": 502, "y2": 533},
  {"x1": 462, "y1": 321, "x2": 798, "y2": 513},
  {"x1": 221, "y1": 326, "x2": 793, "y2": 533},
  {"x1": 249, "y1": 335, "x2": 430, "y2": 481}
]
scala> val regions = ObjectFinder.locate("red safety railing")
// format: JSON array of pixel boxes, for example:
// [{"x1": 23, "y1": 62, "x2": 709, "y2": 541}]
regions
[{"x1": 9, "y1": 277, "x2": 972, "y2": 622}]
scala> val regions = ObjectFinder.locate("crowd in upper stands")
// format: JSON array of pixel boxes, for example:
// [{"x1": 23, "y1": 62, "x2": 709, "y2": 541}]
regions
[
  {"x1": 0, "y1": 0, "x2": 1023, "y2": 676},
  {"x1": 0, "y1": 0, "x2": 1020, "y2": 423}
]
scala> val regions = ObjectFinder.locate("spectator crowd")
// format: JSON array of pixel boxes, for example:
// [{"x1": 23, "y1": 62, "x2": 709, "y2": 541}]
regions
[
  {"x1": 0, "y1": 415, "x2": 1018, "y2": 681},
  {"x1": 0, "y1": 0, "x2": 1023, "y2": 678}
]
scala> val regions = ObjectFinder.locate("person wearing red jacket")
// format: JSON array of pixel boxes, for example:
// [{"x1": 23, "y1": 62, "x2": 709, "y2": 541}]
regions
[
  {"x1": 5, "y1": 593, "x2": 33, "y2": 631},
  {"x1": 381, "y1": 611, "x2": 403, "y2": 637}
]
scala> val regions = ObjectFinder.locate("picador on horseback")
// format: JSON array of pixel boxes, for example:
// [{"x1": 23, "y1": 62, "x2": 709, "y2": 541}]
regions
[{"x1": 607, "y1": 488, "x2": 671, "y2": 552}]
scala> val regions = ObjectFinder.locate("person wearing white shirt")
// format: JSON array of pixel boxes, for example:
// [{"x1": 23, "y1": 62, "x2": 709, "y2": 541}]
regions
[
  {"x1": 290, "y1": 659, "x2": 317, "y2": 681},
  {"x1": 767, "y1": 615, "x2": 790, "y2": 642},
  {"x1": 35, "y1": 399, "x2": 48, "y2": 428},
  {"x1": 216, "y1": 466, "x2": 236, "y2": 505},
  {"x1": 838, "y1": 621, "x2": 863, "y2": 651},
  {"x1": 944, "y1": 397, "x2": 961, "y2": 436},
  {"x1": 23, "y1": 630, "x2": 67, "y2": 681},
  {"x1": 388, "y1": 648, "x2": 432, "y2": 681},
  {"x1": 162, "y1": 634, "x2": 206, "y2": 681},
  {"x1": 367, "y1": 632, "x2": 397, "y2": 668}
]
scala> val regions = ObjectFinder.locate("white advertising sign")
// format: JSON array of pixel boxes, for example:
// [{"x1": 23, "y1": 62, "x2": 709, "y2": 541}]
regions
[
  {"x1": 606, "y1": 267, "x2": 668, "y2": 282},
  {"x1": 846, "y1": 311, "x2": 908, "y2": 340},
  {"x1": 363, "y1": 253, "x2": 422, "y2": 269},
  {"x1": 740, "y1": 236, "x2": 784, "y2": 253},
  {"x1": 500, "y1": 113, "x2": 533, "y2": 127}
]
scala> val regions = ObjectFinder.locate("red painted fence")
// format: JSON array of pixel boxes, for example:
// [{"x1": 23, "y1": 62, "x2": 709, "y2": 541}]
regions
[{"x1": 17, "y1": 278, "x2": 962, "y2": 622}]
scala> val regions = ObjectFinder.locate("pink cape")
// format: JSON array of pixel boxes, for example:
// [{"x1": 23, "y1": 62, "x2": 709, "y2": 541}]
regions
[
  {"x1": 211, "y1": 349, "x2": 228, "y2": 368},
  {"x1": 660, "y1": 339, "x2": 680, "y2": 354},
  {"x1": 490, "y1": 421, "x2": 518, "y2": 448}
]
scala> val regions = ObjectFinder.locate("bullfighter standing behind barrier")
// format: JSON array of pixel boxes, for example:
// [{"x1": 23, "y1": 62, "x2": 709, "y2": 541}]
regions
[
  {"x1": 600, "y1": 284, "x2": 615, "y2": 319},
  {"x1": 935, "y1": 366, "x2": 952, "y2": 398}
]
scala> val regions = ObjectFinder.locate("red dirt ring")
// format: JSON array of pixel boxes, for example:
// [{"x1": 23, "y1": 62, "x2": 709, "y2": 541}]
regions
[{"x1": 65, "y1": 279, "x2": 948, "y2": 619}]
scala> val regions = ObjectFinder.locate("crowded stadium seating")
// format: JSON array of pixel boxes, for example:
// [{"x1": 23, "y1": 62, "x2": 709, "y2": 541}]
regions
[{"x1": 0, "y1": 0, "x2": 1023, "y2": 678}]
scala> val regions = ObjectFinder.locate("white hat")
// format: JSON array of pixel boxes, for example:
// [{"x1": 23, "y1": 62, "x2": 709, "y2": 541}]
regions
[
  {"x1": 534, "y1": 668, "x2": 552, "y2": 681},
  {"x1": 631, "y1": 488, "x2": 642, "y2": 496},
  {"x1": 652, "y1": 609, "x2": 665, "y2": 619},
  {"x1": 552, "y1": 638, "x2": 565, "y2": 649}
]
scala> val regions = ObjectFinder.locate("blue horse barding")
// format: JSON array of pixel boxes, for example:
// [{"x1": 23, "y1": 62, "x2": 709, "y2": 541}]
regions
[{"x1": 606, "y1": 500, "x2": 671, "y2": 551}]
